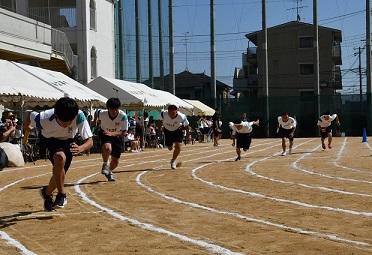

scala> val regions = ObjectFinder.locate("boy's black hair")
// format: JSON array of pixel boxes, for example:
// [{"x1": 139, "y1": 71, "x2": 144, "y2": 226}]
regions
[
  {"x1": 106, "y1": 98, "x2": 121, "y2": 109},
  {"x1": 281, "y1": 112, "x2": 289, "y2": 116},
  {"x1": 323, "y1": 111, "x2": 330, "y2": 116},
  {"x1": 233, "y1": 119, "x2": 242, "y2": 125},
  {"x1": 54, "y1": 97, "x2": 79, "y2": 122},
  {"x1": 167, "y1": 104, "x2": 178, "y2": 110}
]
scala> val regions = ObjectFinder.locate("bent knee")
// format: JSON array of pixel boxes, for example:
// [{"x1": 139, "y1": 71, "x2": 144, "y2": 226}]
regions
[{"x1": 53, "y1": 151, "x2": 66, "y2": 162}]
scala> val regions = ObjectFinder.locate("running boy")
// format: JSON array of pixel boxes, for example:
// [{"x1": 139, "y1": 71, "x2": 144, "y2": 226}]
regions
[
  {"x1": 95, "y1": 98, "x2": 128, "y2": 181},
  {"x1": 277, "y1": 112, "x2": 297, "y2": 156},
  {"x1": 24, "y1": 97, "x2": 93, "y2": 211},
  {"x1": 231, "y1": 118, "x2": 260, "y2": 161},
  {"x1": 160, "y1": 104, "x2": 189, "y2": 169},
  {"x1": 317, "y1": 112, "x2": 340, "y2": 150}
]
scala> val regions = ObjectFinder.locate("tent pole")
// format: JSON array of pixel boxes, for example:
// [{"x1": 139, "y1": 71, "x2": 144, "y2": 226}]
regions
[
  {"x1": 142, "y1": 107, "x2": 145, "y2": 150},
  {"x1": 20, "y1": 97, "x2": 24, "y2": 149}
]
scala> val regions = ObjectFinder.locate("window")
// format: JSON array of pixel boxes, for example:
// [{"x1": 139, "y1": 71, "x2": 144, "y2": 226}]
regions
[
  {"x1": 0, "y1": 0, "x2": 15, "y2": 11},
  {"x1": 299, "y1": 64, "x2": 314, "y2": 75},
  {"x1": 90, "y1": 0, "x2": 96, "y2": 31},
  {"x1": 91, "y1": 47, "x2": 97, "y2": 79},
  {"x1": 299, "y1": 37, "x2": 313, "y2": 48}
]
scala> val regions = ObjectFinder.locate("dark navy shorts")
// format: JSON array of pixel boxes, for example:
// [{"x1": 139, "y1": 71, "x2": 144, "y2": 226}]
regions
[
  {"x1": 99, "y1": 130, "x2": 123, "y2": 158},
  {"x1": 40, "y1": 135, "x2": 74, "y2": 173}
]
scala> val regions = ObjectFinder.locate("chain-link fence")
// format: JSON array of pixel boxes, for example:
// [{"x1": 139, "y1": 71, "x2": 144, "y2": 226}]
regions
[{"x1": 197, "y1": 94, "x2": 372, "y2": 138}]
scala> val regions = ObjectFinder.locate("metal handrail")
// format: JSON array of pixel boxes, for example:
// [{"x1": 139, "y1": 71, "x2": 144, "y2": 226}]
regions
[{"x1": 51, "y1": 28, "x2": 74, "y2": 71}]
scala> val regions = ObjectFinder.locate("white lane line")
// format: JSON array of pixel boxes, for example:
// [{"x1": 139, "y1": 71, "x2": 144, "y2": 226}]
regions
[
  {"x1": 292, "y1": 145, "x2": 372, "y2": 184},
  {"x1": 74, "y1": 172, "x2": 243, "y2": 255},
  {"x1": 0, "y1": 143, "x2": 215, "y2": 173},
  {"x1": 72, "y1": 144, "x2": 276, "y2": 255},
  {"x1": 0, "y1": 145, "x2": 223, "y2": 255},
  {"x1": 1, "y1": 140, "x2": 275, "y2": 174},
  {"x1": 137, "y1": 168, "x2": 372, "y2": 248},
  {"x1": 246, "y1": 169, "x2": 372, "y2": 198},
  {"x1": 0, "y1": 142, "x2": 271, "y2": 255},
  {"x1": 0, "y1": 173, "x2": 49, "y2": 192},
  {"x1": 0, "y1": 143, "x2": 222, "y2": 193},
  {"x1": 245, "y1": 140, "x2": 372, "y2": 198},
  {"x1": 0, "y1": 231, "x2": 36, "y2": 255},
  {"x1": 332, "y1": 138, "x2": 372, "y2": 176},
  {"x1": 191, "y1": 141, "x2": 372, "y2": 217},
  {"x1": 364, "y1": 141, "x2": 372, "y2": 151}
]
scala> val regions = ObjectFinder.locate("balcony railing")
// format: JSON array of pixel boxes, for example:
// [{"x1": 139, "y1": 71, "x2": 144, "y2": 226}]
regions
[
  {"x1": 331, "y1": 66, "x2": 342, "y2": 89},
  {"x1": 0, "y1": 1, "x2": 15, "y2": 12},
  {"x1": 233, "y1": 75, "x2": 258, "y2": 90},
  {"x1": 28, "y1": 7, "x2": 76, "y2": 28},
  {"x1": 332, "y1": 43, "x2": 342, "y2": 65},
  {"x1": 51, "y1": 28, "x2": 74, "y2": 71}
]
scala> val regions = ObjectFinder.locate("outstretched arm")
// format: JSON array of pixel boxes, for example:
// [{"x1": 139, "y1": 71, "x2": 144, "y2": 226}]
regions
[{"x1": 253, "y1": 119, "x2": 260, "y2": 126}]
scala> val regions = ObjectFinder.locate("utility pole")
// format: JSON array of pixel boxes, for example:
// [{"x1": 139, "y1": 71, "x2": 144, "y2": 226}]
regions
[
  {"x1": 147, "y1": 0, "x2": 154, "y2": 88},
  {"x1": 169, "y1": 0, "x2": 175, "y2": 94},
  {"x1": 135, "y1": 0, "x2": 141, "y2": 83},
  {"x1": 117, "y1": 0, "x2": 124, "y2": 79},
  {"x1": 211, "y1": 0, "x2": 217, "y2": 108},
  {"x1": 262, "y1": 0, "x2": 269, "y2": 137},
  {"x1": 182, "y1": 32, "x2": 190, "y2": 71},
  {"x1": 286, "y1": 0, "x2": 307, "y2": 21},
  {"x1": 356, "y1": 47, "x2": 363, "y2": 100},
  {"x1": 367, "y1": 0, "x2": 371, "y2": 95},
  {"x1": 158, "y1": 0, "x2": 164, "y2": 90},
  {"x1": 313, "y1": 0, "x2": 320, "y2": 125},
  {"x1": 367, "y1": 0, "x2": 371, "y2": 134}
]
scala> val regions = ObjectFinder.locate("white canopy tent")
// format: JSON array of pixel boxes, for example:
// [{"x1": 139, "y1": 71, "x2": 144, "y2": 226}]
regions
[
  {"x1": 182, "y1": 99, "x2": 215, "y2": 116},
  {"x1": 88, "y1": 76, "x2": 193, "y2": 111},
  {"x1": 0, "y1": 60, "x2": 64, "y2": 107},
  {"x1": 0, "y1": 60, "x2": 107, "y2": 108},
  {"x1": 13, "y1": 62, "x2": 107, "y2": 108}
]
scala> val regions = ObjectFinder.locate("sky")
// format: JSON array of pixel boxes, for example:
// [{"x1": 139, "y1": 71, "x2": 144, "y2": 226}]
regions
[{"x1": 173, "y1": 0, "x2": 367, "y2": 94}]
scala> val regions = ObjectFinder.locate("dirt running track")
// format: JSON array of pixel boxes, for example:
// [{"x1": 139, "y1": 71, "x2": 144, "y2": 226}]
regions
[{"x1": 0, "y1": 137, "x2": 371, "y2": 255}]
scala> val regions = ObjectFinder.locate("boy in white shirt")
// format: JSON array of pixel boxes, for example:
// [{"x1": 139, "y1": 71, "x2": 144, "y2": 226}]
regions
[
  {"x1": 23, "y1": 97, "x2": 93, "y2": 211},
  {"x1": 231, "y1": 118, "x2": 260, "y2": 161},
  {"x1": 95, "y1": 98, "x2": 128, "y2": 181},
  {"x1": 160, "y1": 104, "x2": 189, "y2": 169},
  {"x1": 277, "y1": 112, "x2": 297, "y2": 156},
  {"x1": 317, "y1": 112, "x2": 340, "y2": 150}
]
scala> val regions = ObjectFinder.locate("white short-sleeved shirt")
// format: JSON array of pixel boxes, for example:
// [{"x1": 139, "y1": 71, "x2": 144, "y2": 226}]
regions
[
  {"x1": 98, "y1": 110, "x2": 128, "y2": 132},
  {"x1": 160, "y1": 111, "x2": 189, "y2": 131},
  {"x1": 278, "y1": 116, "x2": 297, "y2": 130},
  {"x1": 317, "y1": 114, "x2": 337, "y2": 128},
  {"x1": 231, "y1": 121, "x2": 255, "y2": 135},
  {"x1": 30, "y1": 109, "x2": 92, "y2": 140}
]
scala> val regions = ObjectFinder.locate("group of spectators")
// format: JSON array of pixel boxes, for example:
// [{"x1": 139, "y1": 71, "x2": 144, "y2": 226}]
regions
[
  {"x1": 197, "y1": 112, "x2": 222, "y2": 146},
  {"x1": 89, "y1": 111, "x2": 165, "y2": 153}
]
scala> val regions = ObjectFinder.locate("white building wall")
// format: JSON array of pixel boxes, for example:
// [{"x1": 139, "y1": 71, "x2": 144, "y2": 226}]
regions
[
  {"x1": 89, "y1": 0, "x2": 115, "y2": 81},
  {"x1": 76, "y1": 0, "x2": 115, "y2": 84}
]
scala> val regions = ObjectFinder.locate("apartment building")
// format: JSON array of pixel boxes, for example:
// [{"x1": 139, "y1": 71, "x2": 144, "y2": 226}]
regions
[{"x1": 233, "y1": 21, "x2": 342, "y2": 97}]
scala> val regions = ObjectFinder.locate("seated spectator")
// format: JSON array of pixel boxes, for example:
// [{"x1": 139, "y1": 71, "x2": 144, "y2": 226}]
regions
[
  {"x1": 0, "y1": 111, "x2": 17, "y2": 143},
  {"x1": 131, "y1": 136, "x2": 141, "y2": 152},
  {"x1": 124, "y1": 130, "x2": 135, "y2": 151}
]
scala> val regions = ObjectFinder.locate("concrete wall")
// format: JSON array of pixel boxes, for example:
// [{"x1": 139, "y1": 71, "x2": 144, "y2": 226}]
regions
[{"x1": 0, "y1": 7, "x2": 51, "y2": 60}]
